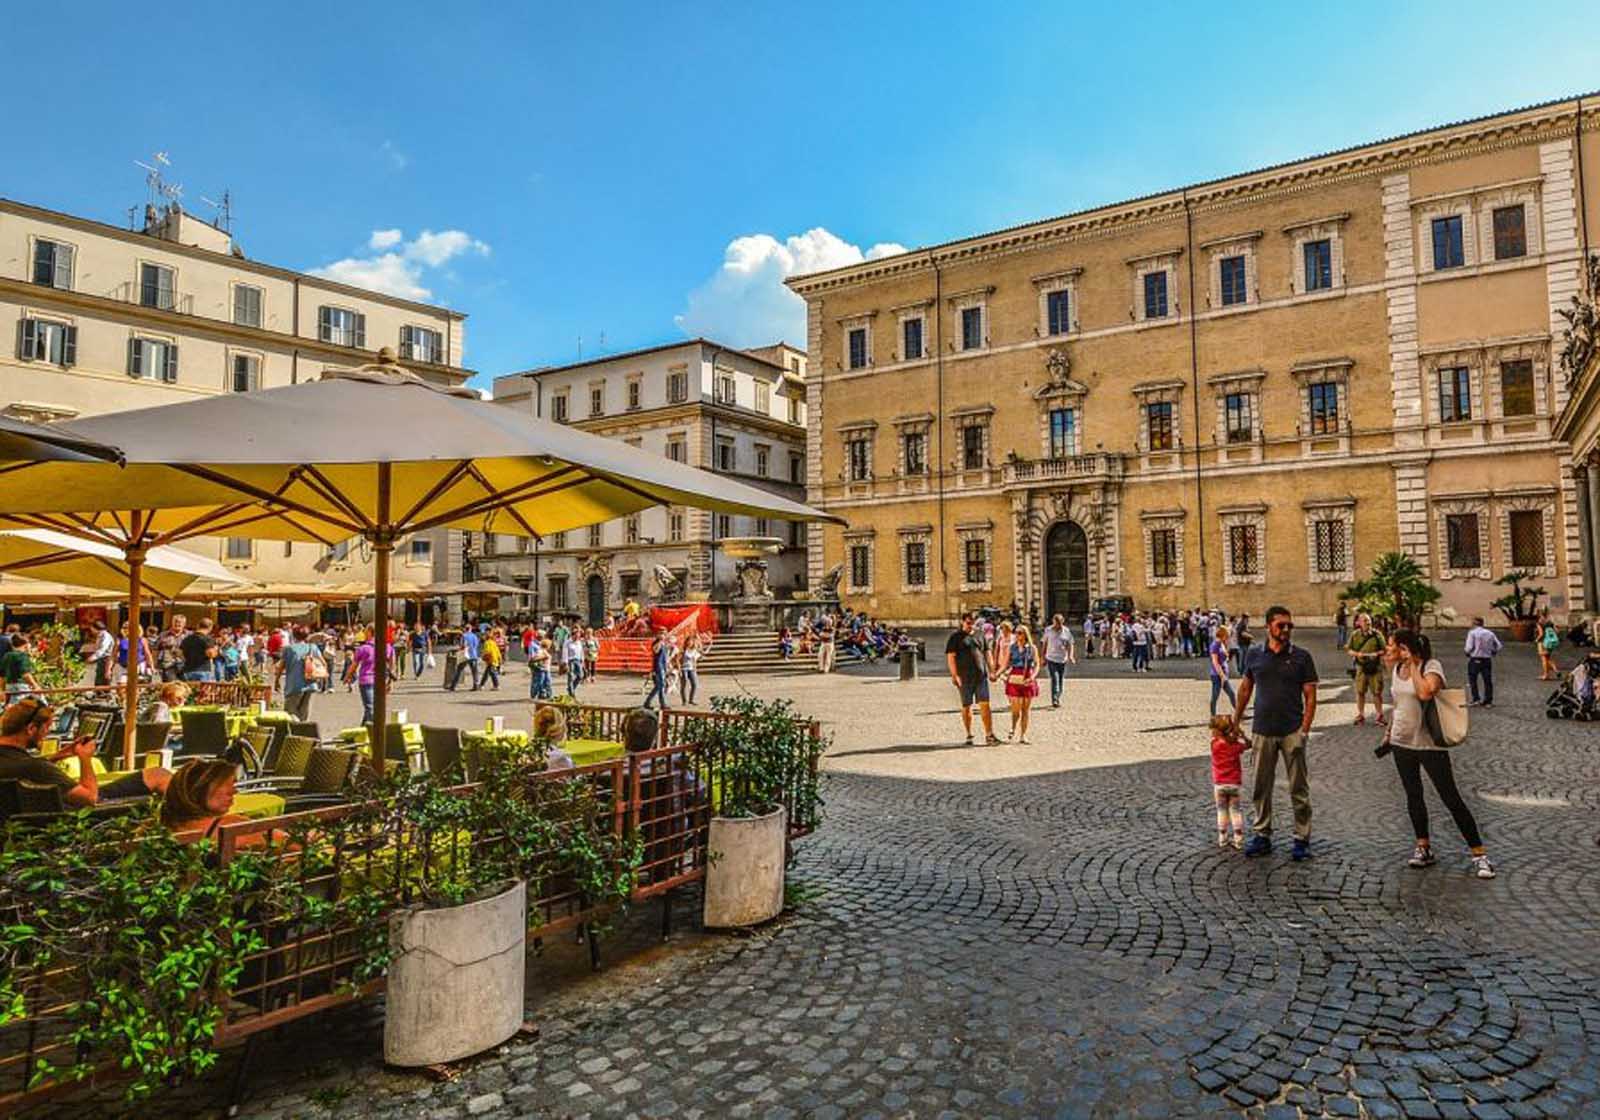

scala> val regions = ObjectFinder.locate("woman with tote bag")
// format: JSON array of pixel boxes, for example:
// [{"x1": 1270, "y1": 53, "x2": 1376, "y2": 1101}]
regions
[{"x1": 1379, "y1": 629, "x2": 1495, "y2": 879}]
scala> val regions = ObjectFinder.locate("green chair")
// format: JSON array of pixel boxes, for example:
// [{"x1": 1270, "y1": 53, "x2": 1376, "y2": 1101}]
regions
[{"x1": 421, "y1": 725, "x2": 463, "y2": 780}]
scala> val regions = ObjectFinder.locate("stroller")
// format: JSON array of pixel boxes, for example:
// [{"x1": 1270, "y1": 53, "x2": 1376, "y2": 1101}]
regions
[{"x1": 1546, "y1": 651, "x2": 1600, "y2": 720}]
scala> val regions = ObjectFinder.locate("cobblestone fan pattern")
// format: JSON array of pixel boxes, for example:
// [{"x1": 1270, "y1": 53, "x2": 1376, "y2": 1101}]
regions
[{"x1": 34, "y1": 634, "x2": 1600, "y2": 1119}]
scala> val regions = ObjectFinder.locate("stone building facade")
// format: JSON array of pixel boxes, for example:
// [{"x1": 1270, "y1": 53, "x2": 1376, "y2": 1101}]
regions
[
  {"x1": 788, "y1": 96, "x2": 1600, "y2": 626},
  {"x1": 479, "y1": 339, "x2": 807, "y2": 623}
]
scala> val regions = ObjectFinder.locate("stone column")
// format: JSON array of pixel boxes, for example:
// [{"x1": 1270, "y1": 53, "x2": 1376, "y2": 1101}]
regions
[
  {"x1": 1575, "y1": 466, "x2": 1595, "y2": 613},
  {"x1": 1587, "y1": 464, "x2": 1600, "y2": 606}
]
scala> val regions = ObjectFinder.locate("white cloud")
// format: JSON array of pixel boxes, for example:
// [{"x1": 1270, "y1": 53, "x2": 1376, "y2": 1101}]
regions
[
  {"x1": 310, "y1": 228, "x2": 492, "y2": 301},
  {"x1": 381, "y1": 140, "x2": 409, "y2": 171},
  {"x1": 677, "y1": 228, "x2": 906, "y2": 347}
]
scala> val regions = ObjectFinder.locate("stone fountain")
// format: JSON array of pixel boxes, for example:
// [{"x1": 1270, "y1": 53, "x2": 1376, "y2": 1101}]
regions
[{"x1": 718, "y1": 536, "x2": 783, "y2": 631}]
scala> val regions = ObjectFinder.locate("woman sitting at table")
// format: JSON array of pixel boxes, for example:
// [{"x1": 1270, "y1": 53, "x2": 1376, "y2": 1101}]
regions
[
  {"x1": 142, "y1": 681, "x2": 190, "y2": 725},
  {"x1": 530, "y1": 704, "x2": 576, "y2": 770},
  {"x1": 161, "y1": 758, "x2": 257, "y2": 843}
]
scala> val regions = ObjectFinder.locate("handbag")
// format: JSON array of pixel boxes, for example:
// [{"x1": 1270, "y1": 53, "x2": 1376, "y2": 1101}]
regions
[
  {"x1": 1421, "y1": 687, "x2": 1469, "y2": 747},
  {"x1": 1005, "y1": 670, "x2": 1031, "y2": 687}
]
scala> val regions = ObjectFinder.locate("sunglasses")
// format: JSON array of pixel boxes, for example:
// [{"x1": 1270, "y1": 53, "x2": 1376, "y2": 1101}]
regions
[{"x1": 1270, "y1": 621, "x2": 1295, "y2": 630}]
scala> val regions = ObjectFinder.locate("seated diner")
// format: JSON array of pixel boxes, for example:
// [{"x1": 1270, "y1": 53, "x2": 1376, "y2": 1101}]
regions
[
  {"x1": 0, "y1": 698, "x2": 170, "y2": 808},
  {"x1": 530, "y1": 705, "x2": 576, "y2": 770},
  {"x1": 160, "y1": 758, "x2": 255, "y2": 843}
]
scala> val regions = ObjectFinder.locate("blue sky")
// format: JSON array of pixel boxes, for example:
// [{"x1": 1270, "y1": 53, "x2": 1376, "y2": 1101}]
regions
[{"x1": 10, "y1": 1, "x2": 1598, "y2": 389}]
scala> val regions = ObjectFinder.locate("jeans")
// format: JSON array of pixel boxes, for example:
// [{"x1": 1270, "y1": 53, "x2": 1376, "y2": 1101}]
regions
[
  {"x1": 1336, "y1": 625, "x2": 1348, "y2": 649},
  {"x1": 528, "y1": 669, "x2": 552, "y2": 700},
  {"x1": 359, "y1": 682, "x2": 375, "y2": 725},
  {"x1": 1392, "y1": 746, "x2": 1482, "y2": 847},
  {"x1": 284, "y1": 690, "x2": 313, "y2": 721},
  {"x1": 1046, "y1": 660, "x2": 1066, "y2": 704},
  {"x1": 1210, "y1": 675, "x2": 1237, "y2": 714},
  {"x1": 182, "y1": 668, "x2": 214, "y2": 682},
  {"x1": 566, "y1": 659, "x2": 583, "y2": 697},
  {"x1": 450, "y1": 657, "x2": 481, "y2": 690},
  {"x1": 681, "y1": 666, "x2": 699, "y2": 705},
  {"x1": 1131, "y1": 644, "x2": 1149, "y2": 671},
  {"x1": 412, "y1": 649, "x2": 425, "y2": 677},
  {"x1": 643, "y1": 672, "x2": 669, "y2": 709},
  {"x1": 481, "y1": 663, "x2": 501, "y2": 690},
  {"x1": 1466, "y1": 656, "x2": 1494, "y2": 705},
  {"x1": 1249, "y1": 730, "x2": 1312, "y2": 841}
]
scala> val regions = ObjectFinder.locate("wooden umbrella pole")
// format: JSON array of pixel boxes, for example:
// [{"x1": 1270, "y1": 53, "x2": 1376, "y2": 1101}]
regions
[
  {"x1": 370, "y1": 462, "x2": 392, "y2": 775},
  {"x1": 121, "y1": 525, "x2": 147, "y2": 770}
]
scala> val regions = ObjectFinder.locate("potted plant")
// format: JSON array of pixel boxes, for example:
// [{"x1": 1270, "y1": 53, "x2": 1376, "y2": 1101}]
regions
[
  {"x1": 1491, "y1": 569, "x2": 1547, "y2": 642},
  {"x1": 1344, "y1": 551, "x2": 1441, "y2": 632},
  {"x1": 687, "y1": 697, "x2": 824, "y2": 929}
]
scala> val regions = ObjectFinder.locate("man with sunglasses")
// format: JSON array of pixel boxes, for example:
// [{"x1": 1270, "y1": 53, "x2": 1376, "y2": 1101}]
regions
[
  {"x1": 1231, "y1": 605, "x2": 1318, "y2": 860},
  {"x1": 0, "y1": 699, "x2": 171, "y2": 808}
]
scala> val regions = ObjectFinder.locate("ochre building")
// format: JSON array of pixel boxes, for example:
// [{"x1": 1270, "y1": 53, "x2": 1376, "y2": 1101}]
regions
[{"x1": 787, "y1": 95, "x2": 1600, "y2": 626}]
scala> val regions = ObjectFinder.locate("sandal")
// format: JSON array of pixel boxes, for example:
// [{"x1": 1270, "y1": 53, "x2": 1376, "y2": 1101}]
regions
[
  {"x1": 1375, "y1": 714, "x2": 1387, "y2": 726},
  {"x1": 1354, "y1": 715, "x2": 1366, "y2": 725}
]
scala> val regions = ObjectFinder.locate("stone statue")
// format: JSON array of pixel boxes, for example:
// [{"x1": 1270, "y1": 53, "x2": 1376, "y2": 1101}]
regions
[
  {"x1": 735, "y1": 558, "x2": 772, "y2": 600},
  {"x1": 1558, "y1": 253, "x2": 1600, "y2": 388},
  {"x1": 818, "y1": 563, "x2": 844, "y2": 598},
  {"x1": 651, "y1": 564, "x2": 684, "y2": 602}
]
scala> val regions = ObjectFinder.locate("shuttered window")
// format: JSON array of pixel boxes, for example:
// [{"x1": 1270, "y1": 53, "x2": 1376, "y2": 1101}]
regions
[
  {"x1": 233, "y1": 285, "x2": 263, "y2": 327},
  {"x1": 32, "y1": 240, "x2": 74, "y2": 289},
  {"x1": 17, "y1": 319, "x2": 77, "y2": 366},
  {"x1": 318, "y1": 306, "x2": 366, "y2": 348},
  {"x1": 139, "y1": 263, "x2": 175, "y2": 309},
  {"x1": 128, "y1": 338, "x2": 179, "y2": 382}
]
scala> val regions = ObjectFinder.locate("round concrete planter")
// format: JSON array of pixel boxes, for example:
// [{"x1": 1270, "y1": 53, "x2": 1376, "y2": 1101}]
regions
[
  {"x1": 384, "y1": 879, "x2": 526, "y2": 1067},
  {"x1": 703, "y1": 806, "x2": 786, "y2": 929}
]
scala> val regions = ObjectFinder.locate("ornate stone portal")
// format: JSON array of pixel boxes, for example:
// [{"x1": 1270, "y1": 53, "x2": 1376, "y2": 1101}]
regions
[{"x1": 1010, "y1": 484, "x2": 1122, "y2": 616}]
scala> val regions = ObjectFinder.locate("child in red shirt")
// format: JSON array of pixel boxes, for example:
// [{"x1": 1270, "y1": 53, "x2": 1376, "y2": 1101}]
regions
[{"x1": 1209, "y1": 714, "x2": 1251, "y2": 849}]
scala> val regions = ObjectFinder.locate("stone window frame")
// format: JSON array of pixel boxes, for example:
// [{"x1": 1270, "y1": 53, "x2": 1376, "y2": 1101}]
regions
[
  {"x1": 1034, "y1": 374, "x2": 1088, "y2": 460},
  {"x1": 892, "y1": 413, "x2": 934, "y2": 478},
  {"x1": 1284, "y1": 213, "x2": 1349, "y2": 294},
  {"x1": 1139, "y1": 509, "x2": 1186, "y2": 588},
  {"x1": 1032, "y1": 268, "x2": 1082, "y2": 338},
  {"x1": 1206, "y1": 369, "x2": 1266, "y2": 449},
  {"x1": 947, "y1": 287, "x2": 993, "y2": 353},
  {"x1": 1289, "y1": 357, "x2": 1353, "y2": 455},
  {"x1": 1419, "y1": 346, "x2": 1485, "y2": 430},
  {"x1": 587, "y1": 378, "x2": 607, "y2": 418},
  {"x1": 1432, "y1": 494, "x2": 1492, "y2": 581},
  {"x1": 1497, "y1": 489, "x2": 1557, "y2": 578},
  {"x1": 1481, "y1": 336, "x2": 1551, "y2": 422},
  {"x1": 1302, "y1": 498, "x2": 1356, "y2": 584},
  {"x1": 1416, "y1": 198, "x2": 1475, "y2": 274},
  {"x1": 956, "y1": 520, "x2": 994, "y2": 593},
  {"x1": 898, "y1": 524, "x2": 933, "y2": 594},
  {"x1": 950, "y1": 405, "x2": 994, "y2": 474},
  {"x1": 843, "y1": 528, "x2": 876, "y2": 595},
  {"x1": 892, "y1": 299, "x2": 932, "y2": 362},
  {"x1": 839, "y1": 419, "x2": 877, "y2": 484},
  {"x1": 625, "y1": 373, "x2": 643, "y2": 411},
  {"x1": 1474, "y1": 182, "x2": 1543, "y2": 264},
  {"x1": 1217, "y1": 504, "x2": 1268, "y2": 586},
  {"x1": 1127, "y1": 248, "x2": 1182, "y2": 324},
  {"x1": 1131, "y1": 379, "x2": 1186, "y2": 455},
  {"x1": 840, "y1": 312, "x2": 875, "y2": 371},
  {"x1": 1201, "y1": 231, "x2": 1262, "y2": 310}
]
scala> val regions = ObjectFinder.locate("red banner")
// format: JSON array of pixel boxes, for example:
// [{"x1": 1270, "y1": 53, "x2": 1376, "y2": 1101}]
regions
[{"x1": 648, "y1": 604, "x2": 719, "y2": 635}]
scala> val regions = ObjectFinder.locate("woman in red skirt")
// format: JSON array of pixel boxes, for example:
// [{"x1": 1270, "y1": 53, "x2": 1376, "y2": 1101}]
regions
[{"x1": 1002, "y1": 624, "x2": 1042, "y2": 743}]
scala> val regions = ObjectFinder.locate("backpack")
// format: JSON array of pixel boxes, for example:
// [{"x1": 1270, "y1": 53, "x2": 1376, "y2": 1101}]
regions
[{"x1": 1541, "y1": 625, "x2": 1559, "y2": 651}]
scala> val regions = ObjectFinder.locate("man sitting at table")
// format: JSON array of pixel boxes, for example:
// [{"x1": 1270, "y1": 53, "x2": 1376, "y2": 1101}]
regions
[{"x1": 0, "y1": 698, "x2": 171, "y2": 807}]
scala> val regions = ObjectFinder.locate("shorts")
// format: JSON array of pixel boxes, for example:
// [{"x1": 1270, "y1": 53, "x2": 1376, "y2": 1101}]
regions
[
  {"x1": 958, "y1": 676, "x2": 991, "y2": 708},
  {"x1": 1212, "y1": 784, "x2": 1242, "y2": 797},
  {"x1": 1355, "y1": 669, "x2": 1383, "y2": 698}
]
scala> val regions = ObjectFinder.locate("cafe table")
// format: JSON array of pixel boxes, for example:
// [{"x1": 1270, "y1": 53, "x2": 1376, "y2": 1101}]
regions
[
  {"x1": 337, "y1": 724, "x2": 424, "y2": 749},
  {"x1": 233, "y1": 791, "x2": 287, "y2": 820},
  {"x1": 460, "y1": 728, "x2": 531, "y2": 752},
  {"x1": 562, "y1": 737, "x2": 625, "y2": 767}
]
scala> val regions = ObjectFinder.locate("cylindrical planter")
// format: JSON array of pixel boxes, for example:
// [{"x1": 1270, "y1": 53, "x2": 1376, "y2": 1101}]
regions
[
  {"x1": 384, "y1": 879, "x2": 526, "y2": 1067},
  {"x1": 703, "y1": 806, "x2": 786, "y2": 929},
  {"x1": 1508, "y1": 619, "x2": 1537, "y2": 642}
]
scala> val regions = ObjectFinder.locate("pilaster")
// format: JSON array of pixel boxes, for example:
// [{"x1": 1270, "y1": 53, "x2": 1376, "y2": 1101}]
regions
[
  {"x1": 1383, "y1": 173, "x2": 1424, "y2": 449},
  {"x1": 804, "y1": 296, "x2": 827, "y2": 589},
  {"x1": 1540, "y1": 138, "x2": 1582, "y2": 413},
  {"x1": 1562, "y1": 460, "x2": 1588, "y2": 613},
  {"x1": 1393, "y1": 458, "x2": 1431, "y2": 573}
]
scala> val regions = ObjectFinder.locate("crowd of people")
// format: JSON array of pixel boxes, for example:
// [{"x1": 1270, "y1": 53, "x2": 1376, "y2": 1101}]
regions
[{"x1": 784, "y1": 608, "x2": 914, "y2": 670}]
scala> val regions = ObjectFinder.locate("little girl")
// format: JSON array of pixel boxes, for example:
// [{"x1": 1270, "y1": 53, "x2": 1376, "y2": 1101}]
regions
[{"x1": 1209, "y1": 715, "x2": 1250, "y2": 849}]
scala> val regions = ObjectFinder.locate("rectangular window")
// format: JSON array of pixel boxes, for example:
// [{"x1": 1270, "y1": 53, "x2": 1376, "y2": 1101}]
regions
[
  {"x1": 790, "y1": 453, "x2": 804, "y2": 483},
  {"x1": 903, "y1": 317, "x2": 924, "y2": 359},
  {"x1": 400, "y1": 325, "x2": 443, "y2": 363},
  {"x1": 139, "y1": 263, "x2": 175, "y2": 310},
  {"x1": 589, "y1": 385, "x2": 605, "y2": 417},
  {"x1": 1303, "y1": 239, "x2": 1333, "y2": 291},
  {"x1": 787, "y1": 396, "x2": 802, "y2": 424},
  {"x1": 903, "y1": 431, "x2": 926, "y2": 474},
  {"x1": 551, "y1": 393, "x2": 569, "y2": 422},
  {"x1": 548, "y1": 577, "x2": 568, "y2": 609},
  {"x1": 230, "y1": 353, "x2": 259, "y2": 393},
  {"x1": 32, "y1": 240, "x2": 74, "y2": 289},
  {"x1": 318, "y1": 306, "x2": 366, "y2": 347},
  {"x1": 667, "y1": 438, "x2": 686, "y2": 463},
  {"x1": 480, "y1": 533, "x2": 496, "y2": 557},
  {"x1": 1431, "y1": 215, "x2": 1465, "y2": 270},
  {"x1": 1510, "y1": 509, "x2": 1545, "y2": 568},
  {"x1": 715, "y1": 373, "x2": 737, "y2": 403},
  {"x1": 716, "y1": 514, "x2": 731, "y2": 539},
  {"x1": 17, "y1": 319, "x2": 76, "y2": 367},
  {"x1": 1492, "y1": 205, "x2": 1527, "y2": 261},
  {"x1": 754, "y1": 516, "x2": 770, "y2": 537},
  {"x1": 668, "y1": 370, "x2": 688, "y2": 403},
  {"x1": 1048, "y1": 408, "x2": 1077, "y2": 458},
  {"x1": 1500, "y1": 359, "x2": 1535, "y2": 418},
  {"x1": 225, "y1": 538, "x2": 252, "y2": 561},
  {"x1": 961, "y1": 424, "x2": 985, "y2": 470},
  {"x1": 1439, "y1": 367, "x2": 1472, "y2": 423},
  {"x1": 409, "y1": 537, "x2": 432, "y2": 560},
  {"x1": 1219, "y1": 256, "x2": 1247, "y2": 306},
  {"x1": 754, "y1": 382, "x2": 770, "y2": 413},
  {"x1": 1150, "y1": 529, "x2": 1177, "y2": 579},
  {"x1": 1446, "y1": 513, "x2": 1481, "y2": 569},
  {"x1": 1143, "y1": 271, "x2": 1169, "y2": 319},
  {"x1": 964, "y1": 539, "x2": 987, "y2": 586},
  {"x1": 847, "y1": 438, "x2": 871, "y2": 481},
  {"x1": 905, "y1": 541, "x2": 927, "y2": 587},
  {"x1": 849, "y1": 544, "x2": 871, "y2": 589},
  {"x1": 587, "y1": 524, "x2": 603, "y2": 548},
  {"x1": 550, "y1": 531, "x2": 567, "y2": 550},
  {"x1": 1308, "y1": 382, "x2": 1339, "y2": 435},
  {"x1": 1146, "y1": 401, "x2": 1174, "y2": 451},
  {"x1": 128, "y1": 337, "x2": 178, "y2": 382},
  {"x1": 624, "y1": 514, "x2": 640, "y2": 544},
  {"x1": 717, "y1": 438, "x2": 736, "y2": 472},
  {"x1": 233, "y1": 284, "x2": 263, "y2": 328},
  {"x1": 1228, "y1": 524, "x2": 1260, "y2": 576},
  {"x1": 847, "y1": 327, "x2": 868, "y2": 369},
  {"x1": 1314, "y1": 520, "x2": 1345, "y2": 574},
  {"x1": 668, "y1": 509, "x2": 684, "y2": 542},
  {"x1": 960, "y1": 306, "x2": 983, "y2": 351},
  {"x1": 755, "y1": 445, "x2": 770, "y2": 477},
  {"x1": 1046, "y1": 289, "x2": 1072, "y2": 335},
  {"x1": 627, "y1": 380, "x2": 641, "y2": 410},
  {"x1": 1224, "y1": 393, "x2": 1253, "y2": 443},
  {"x1": 790, "y1": 521, "x2": 806, "y2": 549},
  {"x1": 620, "y1": 573, "x2": 641, "y2": 601}
]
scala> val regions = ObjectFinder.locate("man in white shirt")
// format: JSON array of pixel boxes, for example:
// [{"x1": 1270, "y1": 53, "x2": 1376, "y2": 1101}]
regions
[
  {"x1": 1042, "y1": 613, "x2": 1076, "y2": 708},
  {"x1": 86, "y1": 621, "x2": 115, "y2": 688},
  {"x1": 1463, "y1": 616, "x2": 1504, "y2": 707},
  {"x1": 1129, "y1": 618, "x2": 1150, "y2": 672}
]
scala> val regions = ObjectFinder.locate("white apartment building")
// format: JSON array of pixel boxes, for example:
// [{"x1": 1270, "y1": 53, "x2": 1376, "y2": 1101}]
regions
[
  {"x1": 481, "y1": 339, "x2": 808, "y2": 624},
  {"x1": 0, "y1": 196, "x2": 472, "y2": 607}
]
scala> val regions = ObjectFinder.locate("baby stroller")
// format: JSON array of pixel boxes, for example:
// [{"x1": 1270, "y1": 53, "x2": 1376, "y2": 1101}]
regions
[{"x1": 1546, "y1": 651, "x2": 1600, "y2": 720}]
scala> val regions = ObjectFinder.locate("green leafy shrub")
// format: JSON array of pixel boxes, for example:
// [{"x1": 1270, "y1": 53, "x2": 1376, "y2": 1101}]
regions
[{"x1": 682, "y1": 696, "x2": 826, "y2": 827}]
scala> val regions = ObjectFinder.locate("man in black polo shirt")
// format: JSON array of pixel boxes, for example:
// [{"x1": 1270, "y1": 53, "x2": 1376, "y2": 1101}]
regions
[
  {"x1": 945, "y1": 612, "x2": 998, "y2": 746},
  {"x1": 1231, "y1": 604, "x2": 1318, "y2": 860}
]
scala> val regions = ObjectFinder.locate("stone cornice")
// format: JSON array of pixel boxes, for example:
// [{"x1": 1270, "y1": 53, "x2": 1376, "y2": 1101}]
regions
[
  {"x1": 786, "y1": 95, "x2": 1598, "y2": 297},
  {"x1": 570, "y1": 400, "x2": 804, "y2": 441}
]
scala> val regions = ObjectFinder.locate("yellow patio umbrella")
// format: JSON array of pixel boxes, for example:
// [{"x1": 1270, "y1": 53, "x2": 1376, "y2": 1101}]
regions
[
  {"x1": 0, "y1": 529, "x2": 240, "y2": 599},
  {"x1": 0, "y1": 351, "x2": 840, "y2": 769}
]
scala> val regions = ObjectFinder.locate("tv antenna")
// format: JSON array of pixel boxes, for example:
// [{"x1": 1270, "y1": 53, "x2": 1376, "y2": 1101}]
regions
[
  {"x1": 199, "y1": 189, "x2": 233, "y2": 233},
  {"x1": 134, "y1": 151, "x2": 183, "y2": 208}
]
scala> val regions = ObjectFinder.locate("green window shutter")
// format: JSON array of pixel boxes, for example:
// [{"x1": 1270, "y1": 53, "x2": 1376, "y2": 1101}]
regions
[
  {"x1": 19, "y1": 318, "x2": 38, "y2": 360},
  {"x1": 62, "y1": 326, "x2": 77, "y2": 367},
  {"x1": 164, "y1": 344, "x2": 180, "y2": 382},
  {"x1": 129, "y1": 337, "x2": 143, "y2": 377}
]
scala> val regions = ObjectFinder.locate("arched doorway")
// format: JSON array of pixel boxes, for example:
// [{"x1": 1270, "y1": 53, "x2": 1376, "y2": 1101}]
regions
[
  {"x1": 1044, "y1": 521, "x2": 1089, "y2": 621},
  {"x1": 586, "y1": 574, "x2": 606, "y2": 627}
]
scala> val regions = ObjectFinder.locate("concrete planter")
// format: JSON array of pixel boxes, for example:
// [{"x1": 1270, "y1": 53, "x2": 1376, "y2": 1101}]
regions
[
  {"x1": 384, "y1": 879, "x2": 526, "y2": 1067},
  {"x1": 703, "y1": 806, "x2": 786, "y2": 929}
]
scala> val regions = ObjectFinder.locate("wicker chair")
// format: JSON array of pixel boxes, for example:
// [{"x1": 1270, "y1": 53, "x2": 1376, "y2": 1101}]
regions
[
  {"x1": 421, "y1": 725, "x2": 463, "y2": 781},
  {"x1": 300, "y1": 748, "x2": 357, "y2": 796},
  {"x1": 177, "y1": 710, "x2": 230, "y2": 760},
  {"x1": 134, "y1": 721, "x2": 173, "y2": 754}
]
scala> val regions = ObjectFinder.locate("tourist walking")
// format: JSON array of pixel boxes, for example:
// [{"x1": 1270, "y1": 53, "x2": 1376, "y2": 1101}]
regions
[
  {"x1": 1463, "y1": 616, "x2": 1503, "y2": 708},
  {"x1": 480, "y1": 628, "x2": 503, "y2": 690},
  {"x1": 346, "y1": 629, "x2": 389, "y2": 726},
  {"x1": 1208, "y1": 714, "x2": 1250, "y2": 849},
  {"x1": 85, "y1": 621, "x2": 114, "y2": 689},
  {"x1": 1208, "y1": 625, "x2": 1236, "y2": 715},
  {"x1": 1380, "y1": 629, "x2": 1495, "y2": 878},
  {"x1": 1232, "y1": 606, "x2": 1318, "y2": 861},
  {"x1": 1042, "y1": 613, "x2": 1075, "y2": 708},
  {"x1": 527, "y1": 631, "x2": 553, "y2": 700},
  {"x1": 679, "y1": 631, "x2": 703, "y2": 705},
  {"x1": 643, "y1": 629, "x2": 671, "y2": 710},
  {"x1": 564, "y1": 627, "x2": 587, "y2": 698},
  {"x1": 1002, "y1": 625, "x2": 1041, "y2": 742},
  {"x1": 409, "y1": 623, "x2": 431, "y2": 679},
  {"x1": 1334, "y1": 601, "x2": 1349, "y2": 649},
  {"x1": 179, "y1": 618, "x2": 219, "y2": 683},
  {"x1": 990, "y1": 621, "x2": 1016, "y2": 683},
  {"x1": 449, "y1": 625, "x2": 483, "y2": 691},
  {"x1": 816, "y1": 615, "x2": 836, "y2": 674},
  {"x1": 1129, "y1": 616, "x2": 1151, "y2": 672},
  {"x1": 1538, "y1": 615, "x2": 1560, "y2": 680},
  {"x1": 1347, "y1": 613, "x2": 1387, "y2": 726},
  {"x1": 276, "y1": 625, "x2": 320, "y2": 722},
  {"x1": 946, "y1": 612, "x2": 998, "y2": 746}
]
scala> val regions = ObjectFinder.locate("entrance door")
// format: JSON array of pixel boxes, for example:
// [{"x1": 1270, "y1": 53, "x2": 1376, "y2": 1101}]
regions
[
  {"x1": 586, "y1": 575, "x2": 606, "y2": 627},
  {"x1": 1044, "y1": 521, "x2": 1090, "y2": 621}
]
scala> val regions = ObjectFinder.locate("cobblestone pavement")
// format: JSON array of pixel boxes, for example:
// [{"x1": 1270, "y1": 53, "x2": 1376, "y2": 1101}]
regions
[{"x1": 45, "y1": 631, "x2": 1600, "y2": 1119}]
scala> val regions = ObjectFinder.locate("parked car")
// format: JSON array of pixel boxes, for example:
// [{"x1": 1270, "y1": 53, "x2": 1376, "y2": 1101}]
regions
[{"x1": 1090, "y1": 596, "x2": 1134, "y2": 617}]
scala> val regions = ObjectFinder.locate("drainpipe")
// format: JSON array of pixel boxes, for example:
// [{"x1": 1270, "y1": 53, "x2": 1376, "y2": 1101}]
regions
[
  {"x1": 291, "y1": 278, "x2": 300, "y2": 384},
  {"x1": 931, "y1": 252, "x2": 948, "y2": 616},
  {"x1": 1181, "y1": 189, "x2": 1209, "y2": 600}
]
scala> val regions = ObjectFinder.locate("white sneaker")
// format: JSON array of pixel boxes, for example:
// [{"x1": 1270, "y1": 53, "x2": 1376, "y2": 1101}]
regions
[
  {"x1": 1217, "y1": 834, "x2": 1228, "y2": 848},
  {"x1": 1472, "y1": 855, "x2": 1497, "y2": 879}
]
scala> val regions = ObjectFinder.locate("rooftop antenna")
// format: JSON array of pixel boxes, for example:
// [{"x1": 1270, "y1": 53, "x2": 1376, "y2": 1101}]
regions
[
  {"x1": 134, "y1": 151, "x2": 183, "y2": 209},
  {"x1": 577, "y1": 334, "x2": 583, "y2": 360},
  {"x1": 598, "y1": 330, "x2": 606, "y2": 353},
  {"x1": 199, "y1": 189, "x2": 233, "y2": 233}
]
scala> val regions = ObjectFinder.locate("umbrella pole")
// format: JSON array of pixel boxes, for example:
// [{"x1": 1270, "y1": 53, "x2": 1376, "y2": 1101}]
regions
[
  {"x1": 122, "y1": 542, "x2": 146, "y2": 770},
  {"x1": 370, "y1": 462, "x2": 393, "y2": 775}
]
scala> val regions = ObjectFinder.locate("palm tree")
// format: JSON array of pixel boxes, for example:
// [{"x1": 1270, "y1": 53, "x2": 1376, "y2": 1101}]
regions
[{"x1": 1344, "y1": 552, "x2": 1441, "y2": 631}]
